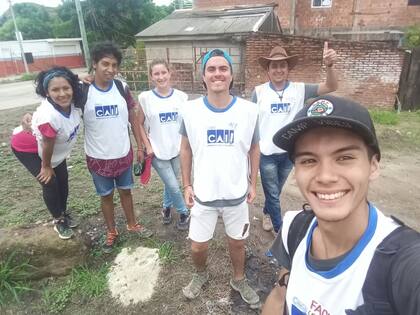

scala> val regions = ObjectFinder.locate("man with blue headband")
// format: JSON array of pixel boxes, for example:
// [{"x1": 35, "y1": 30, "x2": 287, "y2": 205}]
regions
[{"x1": 180, "y1": 49, "x2": 261, "y2": 308}]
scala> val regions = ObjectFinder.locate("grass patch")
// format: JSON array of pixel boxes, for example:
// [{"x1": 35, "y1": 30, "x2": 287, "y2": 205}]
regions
[
  {"x1": 370, "y1": 109, "x2": 399, "y2": 125},
  {"x1": 0, "y1": 253, "x2": 35, "y2": 305},
  {"x1": 19, "y1": 73, "x2": 37, "y2": 82},
  {"x1": 142, "y1": 239, "x2": 179, "y2": 264},
  {"x1": 42, "y1": 263, "x2": 109, "y2": 314}
]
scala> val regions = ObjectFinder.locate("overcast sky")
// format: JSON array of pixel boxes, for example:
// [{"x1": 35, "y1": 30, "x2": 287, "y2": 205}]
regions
[{"x1": 0, "y1": 0, "x2": 173, "y2": 16}]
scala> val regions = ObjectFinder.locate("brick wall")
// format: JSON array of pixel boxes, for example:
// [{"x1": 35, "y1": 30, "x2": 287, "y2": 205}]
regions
[
  {"x1": 278, "y1": 0, "x2": 420, "y2": 35},
  {"x1": 194, "y1": 0, "x2": 274, "y2": 9},
  {"x1": 0, "y1": 55, "x2": 84, "y2": 77},
  {"x1": 245, "y1": 33, "x2": 404, "y2": 108}
]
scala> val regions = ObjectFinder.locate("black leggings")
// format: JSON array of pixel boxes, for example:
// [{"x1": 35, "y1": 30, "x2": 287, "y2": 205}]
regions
[{"x1": 13, "y1": 149, "x2": 69, "y2": 219}]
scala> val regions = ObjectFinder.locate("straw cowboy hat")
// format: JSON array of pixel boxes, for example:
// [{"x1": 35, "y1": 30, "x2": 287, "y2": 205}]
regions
[{"x1": 258, "y1": 46, "x2": 299, "y2": 70}]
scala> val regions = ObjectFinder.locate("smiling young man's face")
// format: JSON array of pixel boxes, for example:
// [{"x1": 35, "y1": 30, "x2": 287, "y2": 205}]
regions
[
  {"x1": 293, "y1": 127, "x2": 380, "y2": 224},
  {"x1": 93, "y1": 55, "x2": 119, "y2": 84},
  {"x1": 202, "y1": 56, "x2": 232, "y2": 94}
]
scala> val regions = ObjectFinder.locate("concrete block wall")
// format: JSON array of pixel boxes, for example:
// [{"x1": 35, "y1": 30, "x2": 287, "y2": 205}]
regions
[{"x1": 245, "y1": 33, "x2": 405, "y2": 108}]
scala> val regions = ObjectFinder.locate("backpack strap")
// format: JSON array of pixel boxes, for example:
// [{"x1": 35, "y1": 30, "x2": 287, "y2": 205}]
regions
[
  {"x1": 346, "y1": 222, "x2": 420, "y2": 314},
  {"x1": 113, "y1": 79, "x2": 127, "y2": 100},
  {"x1": 75, "y1": 82, "x2": 90, "y2": 113},
  {"x1": 75, "y1": 80, "x2": 127, "y2": 114},
  {"x1": 287, "y1": 204, "x2": 315, "y2": 260}
]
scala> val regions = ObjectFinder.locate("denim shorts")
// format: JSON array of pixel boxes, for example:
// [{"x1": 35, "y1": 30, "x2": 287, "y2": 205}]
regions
[{"x1": 90, "y1": 166, "x2": 134, "y2": 196}]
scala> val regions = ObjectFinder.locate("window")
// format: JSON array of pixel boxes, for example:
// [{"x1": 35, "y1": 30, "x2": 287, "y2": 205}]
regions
[
  {"x1": 408, "y1": 0, "x2": 420, "y2": 5},
  {"x1": 312, "y1": 0, "x2": 332, "y2": 8}
]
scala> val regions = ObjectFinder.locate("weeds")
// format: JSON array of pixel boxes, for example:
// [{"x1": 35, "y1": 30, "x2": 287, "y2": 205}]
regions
[
  {"x1": 370, "y1": 109, "x2": 399, "y2": 125},
  {"x1": 42, "y1": 263, "x2": 109, "y2": 313},
  {"x1": 158, "y1": 241, "x2": 178, "y2": 264},
  {"x1": 0, "y1": 252, "x2": 35, "y2": 305},
  {"x1": 142, "y1": 239, "x2": 179, "y2": 264}
]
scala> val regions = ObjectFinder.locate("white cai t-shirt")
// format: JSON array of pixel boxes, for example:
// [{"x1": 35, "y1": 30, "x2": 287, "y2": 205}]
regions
[
  {"x1": 32, "y1": 99, "x2": 82, "y2": 167},
  {"x1": 139, "y1": 88, "x2": 187, "y2": 160},
  {"x1": 255, "y1": 81, "x2": 305, "y2": 155},
  {"x1": 282, "y1": 205, "x2": 399, "y2": 315},
  {"x1": 83, "y1": 81, "x2": 130, "y2": 159},
  {"x1": 181, "y1": 96, "x2": 258, "y2": 202}
]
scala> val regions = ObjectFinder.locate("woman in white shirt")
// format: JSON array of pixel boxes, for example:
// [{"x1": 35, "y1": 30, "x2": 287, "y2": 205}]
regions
[{"x1": 138, "y1": 59, "x2": 189, "y2": 230}]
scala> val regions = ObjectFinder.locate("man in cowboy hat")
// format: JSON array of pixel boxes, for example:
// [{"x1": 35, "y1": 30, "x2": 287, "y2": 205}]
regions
[{"x1": 252, "y1": 43, "x2": 338, "y2": 235}]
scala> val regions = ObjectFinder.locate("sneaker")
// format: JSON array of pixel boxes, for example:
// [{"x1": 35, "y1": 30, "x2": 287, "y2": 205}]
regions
[
  {"x1": 103, "y1": 228, "x2": 119, "y2": 254},
  {"x1": 53, "y1": 219, "x2": 74, "y2": 240},
  {"x1": 161, "y1": 207, "x2": 172, "y2": 225},
  {"x1": 127, "y1": 223, "x2": 153, "y2": 238},
  {"x1": 262, "y1": 213, "x2": 273, "y2": 232},
  {"x1": 64, "y1": 213, "x2": 79, "y2": 228},
  {"x1": 176, "y1": 213, "x2": 190, "y2": 231},
  {"x1": 230, "y1": 278, "x2": 260, "y2": 308},
  {"x1": 182, "y1": 271, "x2": 209, "y2": 299}
]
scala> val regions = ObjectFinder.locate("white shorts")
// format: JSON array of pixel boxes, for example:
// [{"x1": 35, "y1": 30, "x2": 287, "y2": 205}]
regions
[{"x1": 188, "y1": 200, "x2": 250, "y2": 242}]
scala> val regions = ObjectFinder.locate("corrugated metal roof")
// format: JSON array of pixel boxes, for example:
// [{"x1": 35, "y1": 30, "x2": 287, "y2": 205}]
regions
[{"x1": 136, "y1": 6, "x2": 275, "y2": 39}]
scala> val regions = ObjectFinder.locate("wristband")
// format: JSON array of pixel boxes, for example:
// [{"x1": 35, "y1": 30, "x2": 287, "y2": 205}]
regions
[
  {"x1": 277, "y1": 272, "x2": 290, "y2": 287},
  {"x1": 183, "y1": 184, "x2": 192, "y2": 189}
]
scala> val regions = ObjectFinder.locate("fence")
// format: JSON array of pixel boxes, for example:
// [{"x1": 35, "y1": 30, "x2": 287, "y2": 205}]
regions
[
  {"x1": 119, "y1": 46, "x2": 245, "y2": 95},
  {"x1": 397, "y1": 47, "x2": 420, "y2": 111}
]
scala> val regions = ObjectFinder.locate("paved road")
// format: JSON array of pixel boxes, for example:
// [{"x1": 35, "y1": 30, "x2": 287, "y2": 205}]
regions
[{"x1": 0, "y1": 80, "x2": 41, "y2": 111}]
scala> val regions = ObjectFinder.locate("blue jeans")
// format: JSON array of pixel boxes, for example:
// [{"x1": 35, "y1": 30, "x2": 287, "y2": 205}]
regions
[
  {"x1": 152, "y1": 155, "x2": 188, "y2": 214},
  {"x1": 260, "y1": 153, "x2": 293, "y2": 233}
]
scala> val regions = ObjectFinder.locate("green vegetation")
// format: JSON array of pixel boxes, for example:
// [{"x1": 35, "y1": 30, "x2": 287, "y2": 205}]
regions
[
  {"x1": 404, "y1": 25, "x2": 420, "y2": 49},
  {"x1": 0, "y1": 1, "x2": 174, "y2": 48},
  {"x1": 19, "y1": 73, "x2": 37, "y2": 82},
  {"x1": 0, "y1": 253, "x2": 34, "y2": 305},
  {"x1": 42, "y1": 264, "x2": 109, "y2": 314},
  {"x1": 142, "y1": 239, "x2": 179, "y2": 264},
  {"x1": 370, "y1": 109, "x2": 400, "y2": 125}
]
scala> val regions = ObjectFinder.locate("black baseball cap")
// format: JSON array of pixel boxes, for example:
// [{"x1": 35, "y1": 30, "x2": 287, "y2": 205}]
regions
[{"x1": 273, "y1": 95, "x2": 381, "y2": 161}]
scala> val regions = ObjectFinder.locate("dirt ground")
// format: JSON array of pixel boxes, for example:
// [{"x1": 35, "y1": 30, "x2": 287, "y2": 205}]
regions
[{"x1": 1, "y1": 105, "x2": 420, "y2": 314}]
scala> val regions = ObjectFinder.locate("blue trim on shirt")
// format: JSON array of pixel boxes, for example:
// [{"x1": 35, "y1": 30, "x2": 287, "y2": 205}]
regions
[
  {"x1": 203, "y1": 95, "x2": 237, "y2": 113},
  {"x1": 93, "y1": 80, "x2": 113, "y2": 92},
  {"x1": 152, "y1": 88, "x2": 174, "y2": 99},
  {"x1": 269, "y1": 80, "x2": 290, "y2": 92},
  {"x1": 47, "y1": 97, "x2": 71, "y2": 118},
  {"x1": 305, "y1": 203, "x2": 378, "y2": 279}
]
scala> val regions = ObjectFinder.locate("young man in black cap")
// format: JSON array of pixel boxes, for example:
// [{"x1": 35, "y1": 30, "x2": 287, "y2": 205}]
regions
[
  {"x1": 261, "y1": 95, "x2": 420, "y2": 314},
  {"x1": 253, "y1": 43, "x2": 338, "y2": 234}
]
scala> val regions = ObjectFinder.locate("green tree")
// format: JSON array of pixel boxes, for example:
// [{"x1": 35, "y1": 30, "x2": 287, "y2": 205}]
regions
[{"x1": 0, "y1": 3, "x2": 53, "y2": 40}]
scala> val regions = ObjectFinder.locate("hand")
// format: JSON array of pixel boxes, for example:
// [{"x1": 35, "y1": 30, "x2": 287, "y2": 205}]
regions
[
  {"x1": 37, "y1": 166, "x2": 55, "y2": 184},
  {"x1": 323, "y1": 41, "x2": 337, "y2": 67},
  {"x1": 183, "y1": 185, "x2": 195, "y2": 208},
  {"x1": 136, "y1": 149, "x2": 144, "y2": 162},
  {"x1": 80, "y1": 74, "x2": 94, "y2": 84},
  {"x1": 21, "y1": 113, "x2": 32, "y2": 132},
  {"x1": 145, "y1": 145, "x2": 154, "y2": 158},
  {"x1": 247, "y1": 185, "x2": 256, "y2": 204}
]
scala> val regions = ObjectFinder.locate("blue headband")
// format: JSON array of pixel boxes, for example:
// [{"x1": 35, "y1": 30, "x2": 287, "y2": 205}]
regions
[
  {"x1": 201, "y1": 49, "x2": 233, "y2": 73},
  {"x1": 42, "y1": 70, "x2": 72, "y2": 92}
]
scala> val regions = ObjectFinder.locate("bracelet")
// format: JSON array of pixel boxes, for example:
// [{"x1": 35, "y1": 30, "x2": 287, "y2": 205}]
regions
[{"x1": 183, "y1": 184, "x2": 192, "y2": 189}]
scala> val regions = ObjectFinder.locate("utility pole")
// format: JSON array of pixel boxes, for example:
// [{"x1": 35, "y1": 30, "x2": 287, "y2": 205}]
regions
[
  {"x1": 75, "y1": 0, "x2": 91, "y2": 70},
  {"x1": 9, "y1": 0, "x2": 29, "y2": 74}
]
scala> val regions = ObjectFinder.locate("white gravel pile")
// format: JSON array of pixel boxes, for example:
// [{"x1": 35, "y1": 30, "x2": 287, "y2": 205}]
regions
[{"x1": 108, "y1": 246, "x2": 161, "y2": 306}]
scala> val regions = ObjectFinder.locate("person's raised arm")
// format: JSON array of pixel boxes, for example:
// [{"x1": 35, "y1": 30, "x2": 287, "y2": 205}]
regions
[{"x1": 317, "y1": 41, "x2": 338, "y2": 95}]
